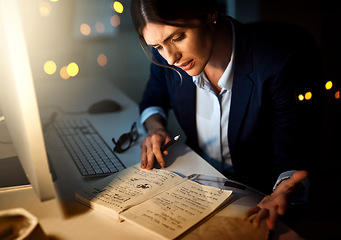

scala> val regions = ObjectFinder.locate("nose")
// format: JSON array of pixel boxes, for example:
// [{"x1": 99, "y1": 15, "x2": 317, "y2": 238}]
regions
[{"x1": 164, "y1": 46, "x2": 181, "y2": 66}]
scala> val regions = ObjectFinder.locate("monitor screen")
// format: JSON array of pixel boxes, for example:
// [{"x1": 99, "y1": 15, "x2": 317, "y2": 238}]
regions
[{"x1": 0, "y1": 0, "x2": 55, "y2": 201}]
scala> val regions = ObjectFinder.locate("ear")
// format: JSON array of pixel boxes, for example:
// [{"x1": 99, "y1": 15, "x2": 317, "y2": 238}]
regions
[{"x1": 208, "y1": 10, "x2": 219, "y2": 24}]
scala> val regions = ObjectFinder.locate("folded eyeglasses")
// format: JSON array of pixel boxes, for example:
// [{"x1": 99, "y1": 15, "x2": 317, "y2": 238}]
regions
[{"x1": 112, "y1": 122, "x2": 138, "y2": 153}]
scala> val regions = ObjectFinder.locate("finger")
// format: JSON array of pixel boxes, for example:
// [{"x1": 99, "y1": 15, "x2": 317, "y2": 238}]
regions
[
  {"x1": 153, "y1": 146, "x2": 165, "y2": 168},
  {"x1": 266, "y1": 219, "x2": 276, "y2": 230},
  {"x1": 276, "y1": 196, "x2": 289, "y2": 216},
  {"x1": 162, "y1": 149, "x2": 169, "y2": 156},
  {"x1": 291, "y1": 170, "x2": 308, "y2": 184},
  {"x1": 267, "y1": 206, "x2": 279, "y2": 230},
  {"x1": 142, "y1": 137, "x2": 155, "y2": 170},
  {"x1": 155, "y1": 137, "x2": 170, "y2": 167},
  {"x1": 147, "y1": 134, "x2": 167, "y2": 168},
  {"x1": 253, "y1": 208, "x2": 269, "y2": 228},
  {"x1": 140, "y1": 150, "x2": 147, "y2": 169},
  {"x1": 243, "y1": 206, "x2": 260, "y2": 220},
  {"x1": 160, "y1": 136, "x2": 172, "y2": 155},
  {"x1": 140, "y1": 141, "x2": 148, "y2": 169},
  {"x1": 146, "y1": 146, "x2": 155, "y2": 170}
]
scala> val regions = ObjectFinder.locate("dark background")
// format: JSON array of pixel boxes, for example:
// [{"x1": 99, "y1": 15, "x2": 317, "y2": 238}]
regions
[{"x1": 250, "y1": 1, "x2": 340, "y2": 239}]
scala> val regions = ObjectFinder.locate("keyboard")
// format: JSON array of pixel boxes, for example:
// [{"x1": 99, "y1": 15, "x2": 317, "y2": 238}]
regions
[{"x1": 53, "y1": 118, "x2": 125, "y2": 177}]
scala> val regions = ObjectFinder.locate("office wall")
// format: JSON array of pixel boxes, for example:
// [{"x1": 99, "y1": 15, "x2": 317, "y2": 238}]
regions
[{"x1": 19, "y1": 0, "x2": 150, "y2": 105}]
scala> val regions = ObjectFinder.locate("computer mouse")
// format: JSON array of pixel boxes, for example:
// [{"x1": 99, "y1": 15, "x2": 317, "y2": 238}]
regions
[{"x1": 88, "y1": 99, "x2": 122, "y2": 114}]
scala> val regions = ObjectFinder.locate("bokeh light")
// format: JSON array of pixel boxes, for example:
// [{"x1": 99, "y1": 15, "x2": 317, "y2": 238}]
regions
[
  {"x1": 44, "y1": 60, "x2": 57, "y2": 75},
  {"x1": 39, "y1": 2, "x2": 51, "y2": 17},
  {"x1": 335, "y1": 90, "x2": 340, "y2": 99},
  {"x1": 305, "y1": 92, "x2": 312, "y2": 100},
  {"x1": 111, "y1": 15, "x2": 120, "y2": 27},
  {"x1": 67, "y1": 62, "x2": 79, "y2": 77},
  {"x1": 80, "y1": 23, "x2": 91, "y2": 36},
  {"x1": 60, "y1": 66, "x2": 70, "y2": 80},
  {"x1": 298, "y1": 94, "x2": 304, "y2": 101},
  {"x1": 97, "y1": 54, "x2": 108, "y2": 67},
  {"x1": 325, "y1": 81, "x2": 333, "y2": 90},
  {"x1": 113, "y1": 1, "x2": 124, "y2": 13}
]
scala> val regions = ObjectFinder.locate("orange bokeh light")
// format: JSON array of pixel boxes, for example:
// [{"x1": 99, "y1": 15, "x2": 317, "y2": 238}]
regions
[
  {"x1": 110, "y1": 15, "x2": 120, "y2": 27},
  {"x1": 97, "y1": 54, "x2": 108, "y2": 67},
  {"x1": 80, "y1": 23, "x2": 91, "y2": 36}
]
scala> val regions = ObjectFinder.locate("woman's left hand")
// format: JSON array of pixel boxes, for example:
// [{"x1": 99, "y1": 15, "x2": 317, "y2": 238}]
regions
[{"x1": 243, "y1": 170, "x2": 308, "y2": 230}]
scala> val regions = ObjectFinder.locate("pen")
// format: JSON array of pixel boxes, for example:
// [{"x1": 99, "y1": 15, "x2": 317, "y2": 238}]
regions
[{"x1": 160, "y1": 135, "x2": 180, "y2": 152}]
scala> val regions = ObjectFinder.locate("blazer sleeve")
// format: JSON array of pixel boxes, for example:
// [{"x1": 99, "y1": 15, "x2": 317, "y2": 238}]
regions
[{"x1": 139, "y1": 49, "x2": 172, "y2": 116}]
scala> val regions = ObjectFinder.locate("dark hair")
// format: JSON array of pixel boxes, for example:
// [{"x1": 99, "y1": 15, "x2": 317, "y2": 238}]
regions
[{"x1": 130, "y1": 0, "x2": 220, "y2": 38}]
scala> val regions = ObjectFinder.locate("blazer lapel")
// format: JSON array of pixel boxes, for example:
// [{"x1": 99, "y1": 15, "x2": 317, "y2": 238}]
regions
[
  {"x1": 174, "y1": 74, "x2": 198, "y2": 148},
  {"x1": 228, "y1": 18, "x2": 254, "y2": 153}
]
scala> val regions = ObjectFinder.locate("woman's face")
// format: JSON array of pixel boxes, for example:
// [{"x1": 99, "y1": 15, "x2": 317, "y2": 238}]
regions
[{"x1": 142, "y1": 22, "x2": 215, "y2": 76}]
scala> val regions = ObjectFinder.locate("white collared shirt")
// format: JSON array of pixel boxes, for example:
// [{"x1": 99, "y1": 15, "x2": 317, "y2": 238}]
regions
[{"x1": 192, "y1": 44, "x2": 234, "y2": 172}]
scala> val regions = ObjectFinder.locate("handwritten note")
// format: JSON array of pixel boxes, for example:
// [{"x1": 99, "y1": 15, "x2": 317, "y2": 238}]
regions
[
  {"x1": 121, "y1": 179, "x2": 232, "y2": 239},
  {"x1": 76, "y1": 164, "x2": 233, "y2": 239},
  {"x1": 76, "y1": 164, "x2": 185, "y2": 218}
]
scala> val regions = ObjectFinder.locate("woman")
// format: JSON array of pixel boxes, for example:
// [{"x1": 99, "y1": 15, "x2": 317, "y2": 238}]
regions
[{"x1": 130, "y1": 0, "x2": 322, "y2": 230}]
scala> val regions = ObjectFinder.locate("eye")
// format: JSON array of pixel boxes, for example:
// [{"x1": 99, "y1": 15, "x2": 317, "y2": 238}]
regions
[
  {"x1": 152, "y1": 45, "x2": 163, "y2": 51},
  {"x1": 172, "y1": 33, "x2": 185, "y2": 43}
]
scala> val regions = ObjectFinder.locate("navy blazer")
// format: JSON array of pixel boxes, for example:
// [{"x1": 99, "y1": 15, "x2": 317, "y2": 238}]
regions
[{"x1": 139, "y1": 17, "x2": 322, "y2": 193}]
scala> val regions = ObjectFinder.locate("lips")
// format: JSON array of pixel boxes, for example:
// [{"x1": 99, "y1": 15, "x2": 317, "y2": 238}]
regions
[{"x1": 177, "y1": 59, "x2": 194, "y2": 71}]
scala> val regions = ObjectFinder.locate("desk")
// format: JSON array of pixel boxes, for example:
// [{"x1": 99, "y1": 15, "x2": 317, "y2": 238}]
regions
[{"x1": 0, "y1": 77, "x2": 303, "y2": 240}]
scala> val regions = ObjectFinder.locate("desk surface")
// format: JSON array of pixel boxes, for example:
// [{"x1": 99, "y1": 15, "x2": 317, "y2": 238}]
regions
[{"x1": 0, "y1": 77, "x2": 303, "y2": 240}]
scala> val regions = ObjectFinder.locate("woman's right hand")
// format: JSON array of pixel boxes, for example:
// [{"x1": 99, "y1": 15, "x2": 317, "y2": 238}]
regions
[{"x1": 140, "y1": 114, "x2": 171, "y2": 170}]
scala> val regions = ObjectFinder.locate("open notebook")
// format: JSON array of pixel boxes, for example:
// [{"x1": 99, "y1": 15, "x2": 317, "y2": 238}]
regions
[{"x1": 75, "y1": 164, "x2": 233, "y2": 239}]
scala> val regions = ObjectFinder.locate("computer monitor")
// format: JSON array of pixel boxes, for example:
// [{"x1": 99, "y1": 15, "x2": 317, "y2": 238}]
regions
[{"x1": 0, "y1": 0, "x2": 55, "y2": 201}]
